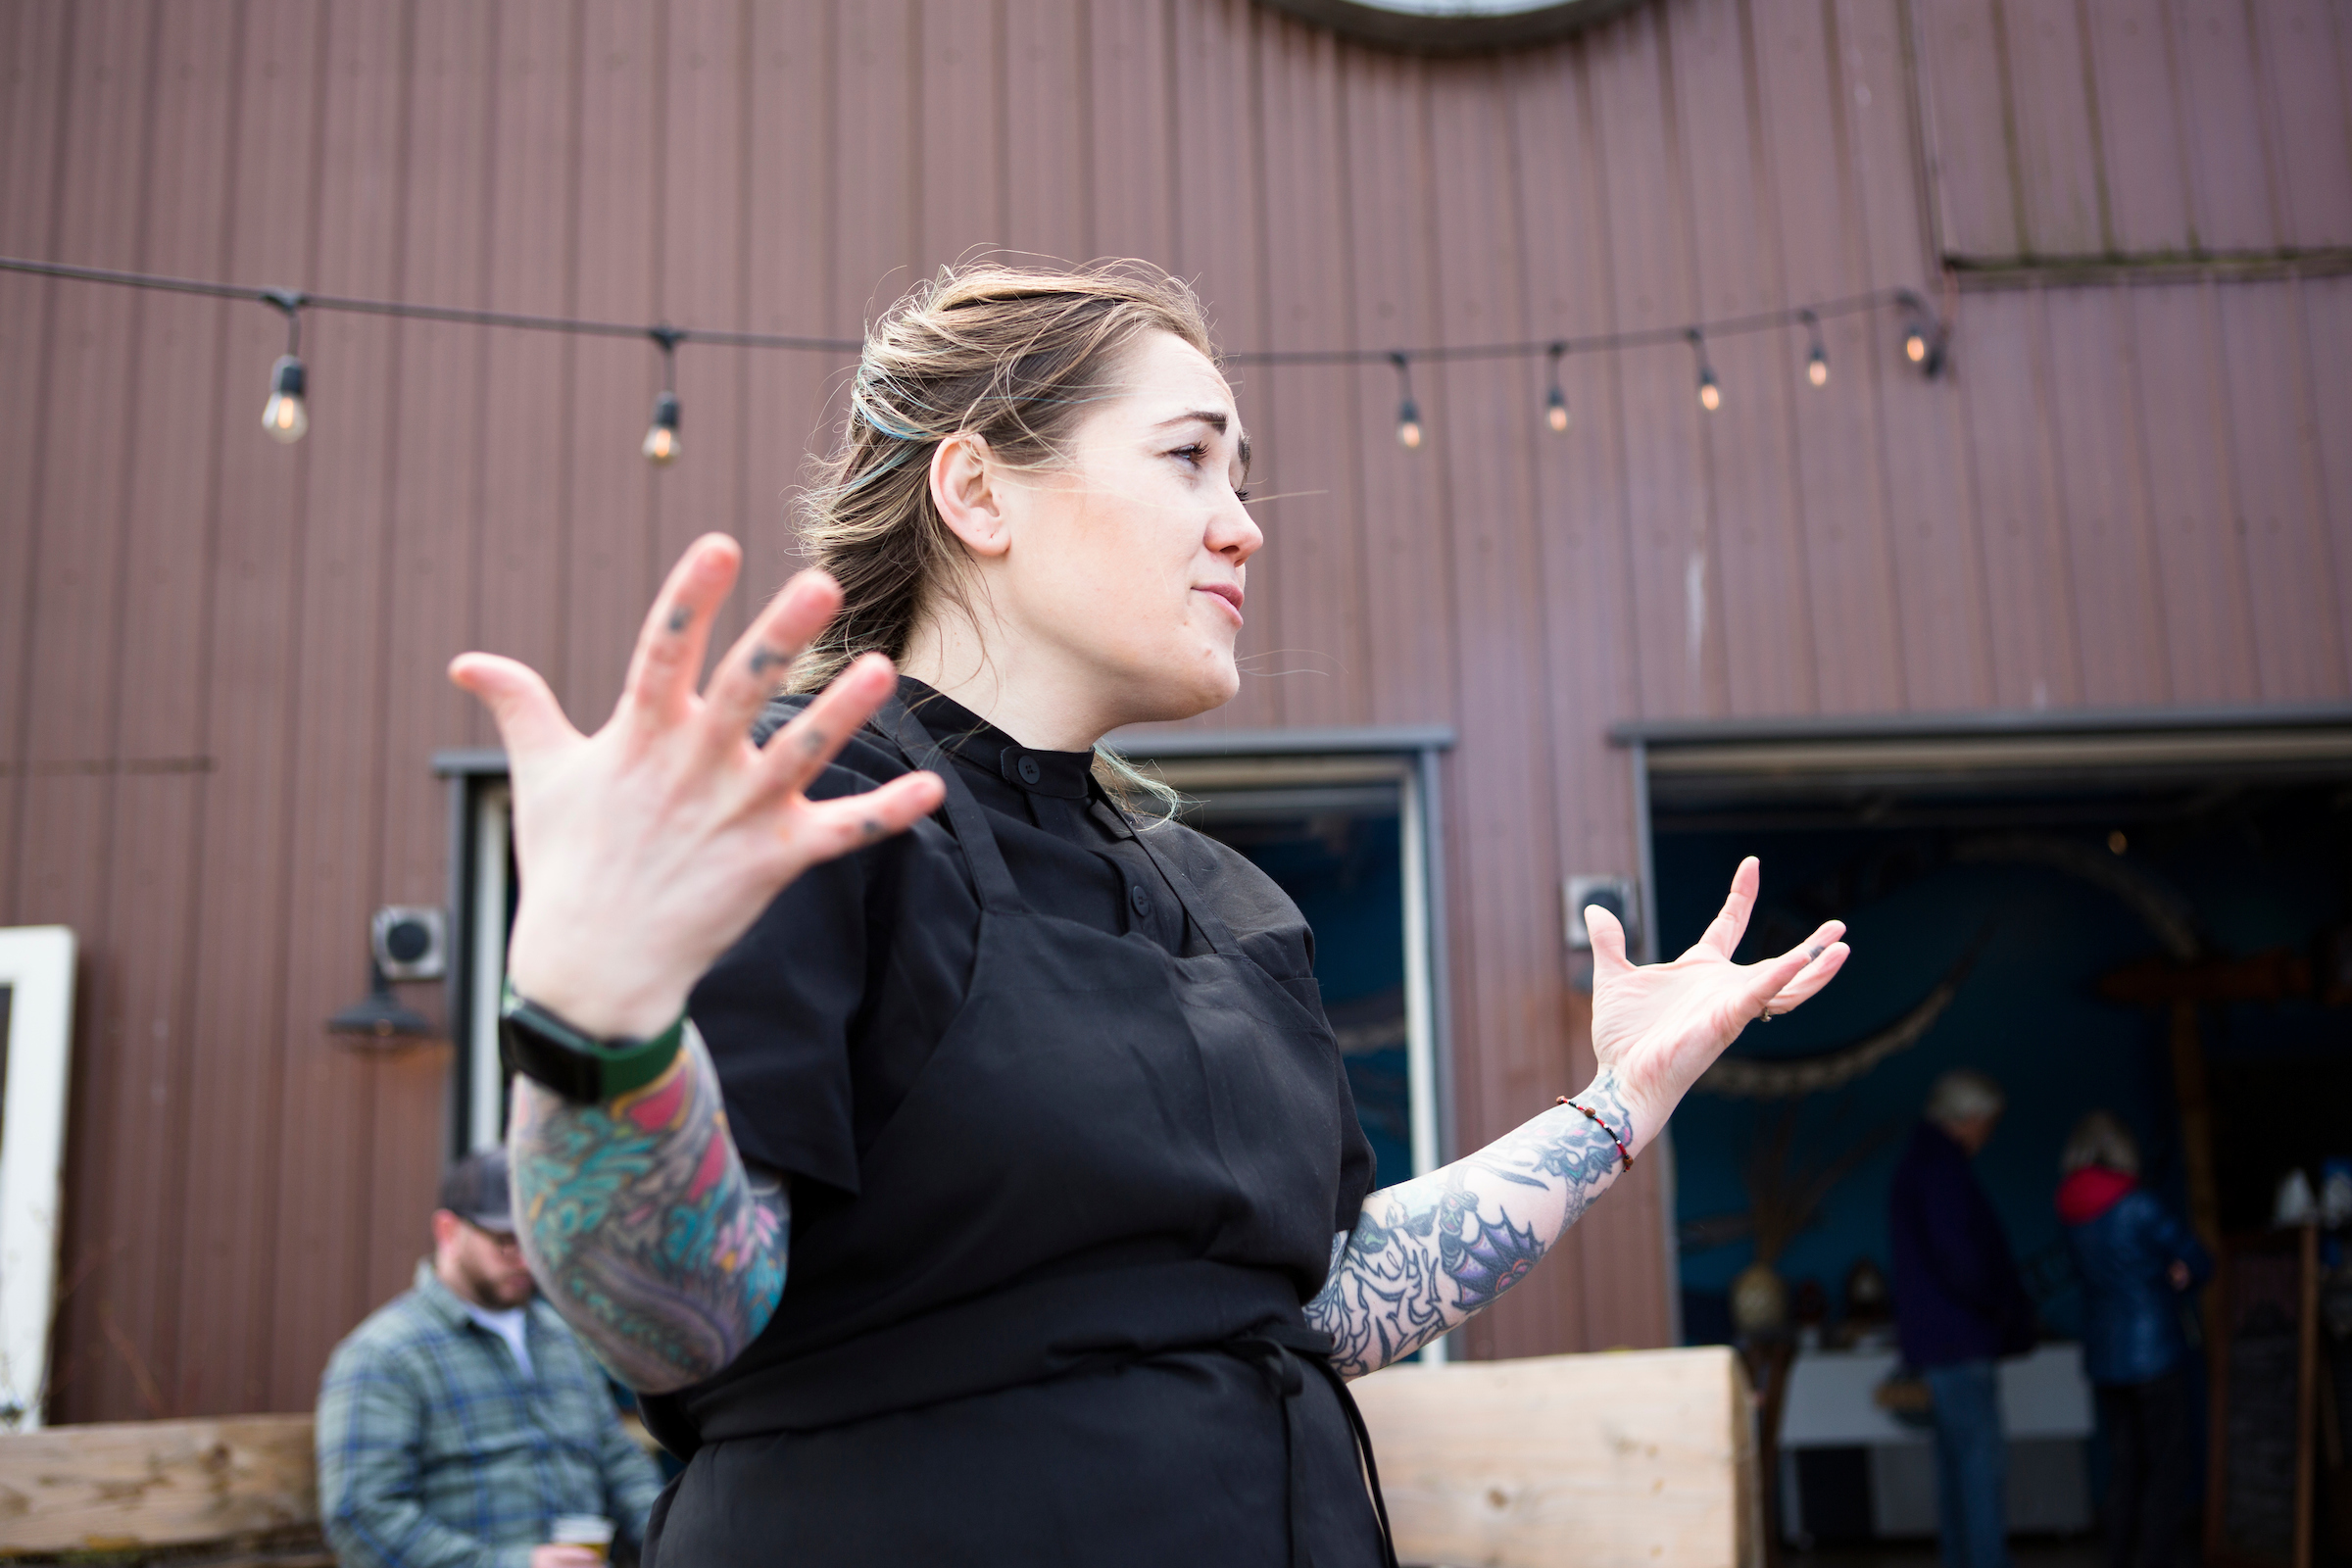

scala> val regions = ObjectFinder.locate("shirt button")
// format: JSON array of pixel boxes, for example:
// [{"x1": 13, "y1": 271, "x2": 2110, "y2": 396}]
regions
[
  {"x1": 1017, "y1": 756, "x2": 1042, "y2": 785},
  {"x1": 1130, "y1": 884, "x2": 1152, "y2": 917}
]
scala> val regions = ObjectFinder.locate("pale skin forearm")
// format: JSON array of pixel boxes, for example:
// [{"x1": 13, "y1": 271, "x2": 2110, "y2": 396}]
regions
[
  {"x1": 509, "y1": 1026, "x2": 788, "y2": 1393},
  {"x1": 1306, "y1": 1068, "x2": 1637, "y2": 1379}
]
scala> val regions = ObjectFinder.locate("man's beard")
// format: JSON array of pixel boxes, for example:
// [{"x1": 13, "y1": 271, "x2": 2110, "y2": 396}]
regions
[{"x1": 465, "y1": 1254, "x2": 534, "y2": 1309}]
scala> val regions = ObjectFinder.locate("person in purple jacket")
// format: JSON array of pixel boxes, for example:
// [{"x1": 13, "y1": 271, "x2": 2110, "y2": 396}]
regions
[
  {"x1": 2057, "y1": 1111, "x2": 2210, "y2": 1568},
  {"x1": 1889, "y1": 1069, "x2": 2037, "y2": 1568}
]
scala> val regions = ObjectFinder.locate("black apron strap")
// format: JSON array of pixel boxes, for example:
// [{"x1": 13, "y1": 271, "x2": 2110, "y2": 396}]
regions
[
  {"x1": 1220, "y1": 1324, "x2": 1399, "y2": 1568},
  {"x1": 875, "y1": 697, "x2": 1024, "y2": 915},
  {"x1": 1119, "y1": 810, "x2": 1245, "y2": 958}
]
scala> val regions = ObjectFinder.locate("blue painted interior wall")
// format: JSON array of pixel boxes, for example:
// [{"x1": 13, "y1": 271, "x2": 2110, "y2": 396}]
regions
[{"x1": 1661, "y1": 791, "x2": 2350, "y2": 1346}]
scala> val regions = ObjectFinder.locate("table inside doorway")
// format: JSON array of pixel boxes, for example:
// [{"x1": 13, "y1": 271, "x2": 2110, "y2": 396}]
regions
[{"x1": 1774, "y1": 1344, "x2": 2096, "y2": 1543}]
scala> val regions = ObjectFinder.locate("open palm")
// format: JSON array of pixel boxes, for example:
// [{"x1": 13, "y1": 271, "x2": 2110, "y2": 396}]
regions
[{"x1": 1585, "y1": 858, "x2": 1847, "y2": 1151}]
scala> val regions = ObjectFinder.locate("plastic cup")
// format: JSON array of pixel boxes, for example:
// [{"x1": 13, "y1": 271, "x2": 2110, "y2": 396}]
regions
[{"x1": 550, "y1": 1515, "x2": 615, "y2": 1561}]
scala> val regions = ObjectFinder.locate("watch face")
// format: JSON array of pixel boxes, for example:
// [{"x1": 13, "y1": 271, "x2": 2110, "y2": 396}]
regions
[{"x1": 1253, "y1": 0, "x2": 1648, "y2": 53}]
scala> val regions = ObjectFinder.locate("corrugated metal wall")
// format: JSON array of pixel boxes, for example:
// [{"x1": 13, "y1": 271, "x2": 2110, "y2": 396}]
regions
[{"x1": 2, "y1": 0, "x2": 2345, "y2": 1422}]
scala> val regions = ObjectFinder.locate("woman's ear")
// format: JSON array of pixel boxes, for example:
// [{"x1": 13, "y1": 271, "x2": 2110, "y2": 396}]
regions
[{"x1": 929, "y1": 434, "x2": 1012, "y2": 559}]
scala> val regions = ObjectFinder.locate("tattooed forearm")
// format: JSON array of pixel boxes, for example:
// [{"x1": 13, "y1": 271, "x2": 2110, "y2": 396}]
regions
[
  {"x1": 1305, "y1": 1070, "x2": 1636, "y2": 1379},
  {"x1": 509, "y1": 1024, "x2": 787, "y2": 1393}
]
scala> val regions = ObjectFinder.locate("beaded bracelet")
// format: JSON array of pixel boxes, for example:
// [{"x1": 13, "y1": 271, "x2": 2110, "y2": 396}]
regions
[{"x1": 1556, "y1": 1096, "x2": 1634, "y2": 1174}]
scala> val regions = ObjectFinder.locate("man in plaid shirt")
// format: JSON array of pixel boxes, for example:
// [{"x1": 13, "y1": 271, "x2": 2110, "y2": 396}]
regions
[{"x1": 316, "y1": 1150, "x2": 664, "y2": 1568}]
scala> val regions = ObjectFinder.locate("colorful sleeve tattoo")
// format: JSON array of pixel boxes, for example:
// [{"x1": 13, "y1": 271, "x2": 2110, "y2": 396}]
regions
[
  {"x1": 1304, "y1": 1068, "x2": 1635, "y2": 1379},
  {"x1": 509, "y1": 1025, "x2": 787, "y2": 1393}
]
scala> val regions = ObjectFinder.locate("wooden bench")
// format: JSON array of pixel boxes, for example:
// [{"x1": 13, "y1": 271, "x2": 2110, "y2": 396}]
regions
[
  {"x1": 1353, "y1": 1345, "x2": 1762, "y2": 1568},
  {"x1": 0, "y1": 1415, "x2": 323, "y2": 1565},
  {"x1": 0, "y1": 1348, "x2": 1757, "y2": 1566}
]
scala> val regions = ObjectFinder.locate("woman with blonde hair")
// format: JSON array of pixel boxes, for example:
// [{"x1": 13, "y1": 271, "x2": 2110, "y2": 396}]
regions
[
  {"x1": 2057, "y1": 1111, "x2": 2210, "y2": 1568},
  {"x1": 453, "y1": 262, "x2": 1851, "y2": 1565}
]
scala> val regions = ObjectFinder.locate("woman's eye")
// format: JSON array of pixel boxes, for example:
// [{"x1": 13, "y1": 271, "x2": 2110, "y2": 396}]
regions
[
  {"x1": 1169, "y1": 443, "x2": 1207, "y2": 466},
  {"x1": 1235, "y1": 489, "x2": 1251, "y2": 504}
]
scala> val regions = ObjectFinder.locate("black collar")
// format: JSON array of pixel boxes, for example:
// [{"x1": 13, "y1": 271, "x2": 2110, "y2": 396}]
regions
[{"x1": 899, "y1": 680, "x2": 1096, "y2": 802}]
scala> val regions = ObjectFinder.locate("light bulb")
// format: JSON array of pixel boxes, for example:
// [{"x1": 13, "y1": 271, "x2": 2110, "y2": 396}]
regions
[
  {"x1": 1904, "y1": 328, "x2": 1928, "y2": 364},
  {"x1": 261, "y1": 355, "x2": 308, "y2": 444},
  {"x1": 1807, "y1": 347, "x2": 1830, "y2": 387},
  {"x1": 643, "y1": 390, "x2": 681, "y2": 466},
  {"x1": 1396, "y1": 398, "x2": 1422, "y2": 450},
  {"x1": 1697, "y1": 369, "x2": 1722, "y2": 413},
  {"x1": 1545, "y1": 386, "x2": 1570, "y2": 433}
]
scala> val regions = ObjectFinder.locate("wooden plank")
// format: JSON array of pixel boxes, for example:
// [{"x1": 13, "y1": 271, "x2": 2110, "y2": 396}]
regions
[
  {"x1": 2215, "y1": 282, "x2": 2345, "y2": 701},
  {"x1": 74, "y1": 0, "x2": 245, "y2": 1420},
  {"x1": 362, "y1": 0, "x2": 497, "y2": 1314},
  {"x1": 1998, "y1": 0, "x2": 2105, "y2": 254},
  {"x1": 562, "y1": 0, "x2": 662, "y2": 721},
  {"x1": 2169, "y1": 0, "x2": 2279, "y2": 253},
  {"x1": 0, "y1": 1415, "x2": 316, "y2": 1553},
  {"x1": 1351, "y1": 1347, "x2": 1757, "y2": 1568},
  {"x1": 1002, "y1": 0, "x2": 1087, "y2": 264},
  {"x1": 17, "y1": 0, "x2": 162, "y2": 1423},
  {"x1": 743, "y1": 0, "x2": 842, "y2": 605},
  {"x1": 1956, "y1": 288, "x2": 2082, "y2": 710},
  {"x1": 1167, "y1": 0, "x2": 1276, "y2": 733},
  {"x1": 1086, "y1": 0, "x2": 1172, "y2": 265},
  {"x1": 472, "y1": 0, "x2": 584, "y2": 737},
  {"x1": 2299, "y1": 277, "x2": 2352, "y2": 688},
  {"x1": 1751, "y1": 0, "x2": 1907, "y2": 714},
  {"x1": 2250, "y1": 0, "x2": 2352, "y2": 251},
  {"x1": 660, "y1": 0, "x2": 754, "y2": 646},
  {"x1": 2078, "y1": 0, "x2": 2193, "y2": 255},
  {"x1": 0, "y1": 0, "x2": 73, "y2": 932},
  {"x1": 1509, "y1": 38, "x2": 1642, "y2": 883},
  {"x1": 1833, "y1": 0, "x2": 1932, "y2": 288},
  {"x1": 2126, "y1": 281, "x2": 2258, "y2": 703},
  {"x1": 1249, "y1": 14, "x2": 1368, "y2": 731},
  {"x1": 916, "y1": 0, "x2": 1002, "y2": 270},
  {"x1": 1423, "y1": 52, "x2": 1575, "y2": 1361},
  {"x1": 165, "y1": 0, "x2": 327, "y2": 1420},
  {"x1": 1912, "y1": 0, "x2": 2019, "y2": 259},
  {"x1": 1589, "y1": 5, "x2": 1714, "y2": 722},
  {"x1": 264, "y1": 0, "x2": 412, "y2": 1412},
  {"x1": 1668, "y1": 0, "x2": 1814, "y2": 720},
  {"x1": 2040, "y1": 287, "x2": 2171, "y2": 705}
]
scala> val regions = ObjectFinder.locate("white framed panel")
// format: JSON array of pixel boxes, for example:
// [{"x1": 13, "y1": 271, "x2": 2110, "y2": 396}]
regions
[{"x1": 0, "y1": 926, "x2": 76, "y2": 1430}]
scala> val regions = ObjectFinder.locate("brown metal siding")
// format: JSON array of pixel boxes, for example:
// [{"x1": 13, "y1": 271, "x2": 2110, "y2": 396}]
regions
[{"x1": 1, "y1": 0, "x2": 2345, "y2": 1420}]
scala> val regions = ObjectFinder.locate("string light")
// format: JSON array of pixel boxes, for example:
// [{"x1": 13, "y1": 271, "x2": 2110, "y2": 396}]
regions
[
  {"x1": 1800, "y1": 308, "x2": 1829, "y2": 388},
  {"x1": 1391, "y1": 353, "x2": 1423, "y2": 450},
  {"x1": 0, "y1": 256, "x2": 1952, "y2": 459},
  {"x1": 1689, "y1": 330, "x2": 1722, "y2": 413},
  {"x1": 260, "y1": 288, "x2": 309, "y2": 444},
  {"x1": 643, "y1": 325, "x2": 682, "y2": 466},
  {"x1": 1895, "y1": 289, "x2": 1946, "y2": 377}
]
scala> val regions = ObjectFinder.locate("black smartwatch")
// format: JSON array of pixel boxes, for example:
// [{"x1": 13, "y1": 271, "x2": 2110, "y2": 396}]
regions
[{"x1": 498, "y1": 984, "x2": 686, "y2": 1103}]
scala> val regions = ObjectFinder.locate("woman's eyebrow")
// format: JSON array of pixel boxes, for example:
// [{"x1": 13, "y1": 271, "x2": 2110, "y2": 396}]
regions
[{"x1": 1152, "y1": 409, "x2": 1250, "y2": 473}]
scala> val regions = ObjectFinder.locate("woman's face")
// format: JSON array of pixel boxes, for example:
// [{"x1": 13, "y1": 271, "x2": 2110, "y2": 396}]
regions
[{"x1": 986, "y1": 329, "x2": 1259, "y2": 728}]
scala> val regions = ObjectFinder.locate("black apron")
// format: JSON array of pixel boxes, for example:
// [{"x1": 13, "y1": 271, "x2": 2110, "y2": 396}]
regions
[{"x1": 642, "y1": 701, "x2": 1396, "y2": 1567}]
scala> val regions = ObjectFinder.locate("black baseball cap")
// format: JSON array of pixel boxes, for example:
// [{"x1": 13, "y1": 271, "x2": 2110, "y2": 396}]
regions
[{"x1": 438, "y1": 1148, "x2": 514, "y2": 1234}]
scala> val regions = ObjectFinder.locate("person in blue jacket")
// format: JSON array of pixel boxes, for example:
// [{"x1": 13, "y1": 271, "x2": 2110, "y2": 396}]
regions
[
  {"x1": 1889, "y1": 1068, "x2": 2037, "y2": 1568},
  {"x1": 2057, "y1": 1111, "x2": 2210, "y2": 1568}
]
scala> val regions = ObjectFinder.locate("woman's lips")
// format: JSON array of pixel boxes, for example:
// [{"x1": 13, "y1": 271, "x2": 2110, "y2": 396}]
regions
[{"x1": 1195, "y1": 583, "x2": 1245, "y2": 625}]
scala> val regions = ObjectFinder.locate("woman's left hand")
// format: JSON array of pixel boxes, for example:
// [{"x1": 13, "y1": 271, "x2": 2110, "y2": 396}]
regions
[{"x1": 1584, "y1": 857, "x2": 1847, "y2": 1154}]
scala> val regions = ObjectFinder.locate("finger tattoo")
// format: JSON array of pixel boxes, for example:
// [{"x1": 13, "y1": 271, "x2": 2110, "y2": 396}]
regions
[
  {"x1": 1808, "y1": 945, "x2": 1825, "y2": 959},
  {"x1": 666, "y1": 605, "x2": 692, "y2": 634},
  {"x1": 797, "y1": 729, "x2": 829, "y2": 758},
  {"x1": 749, "y1": 646, "x2": 788, "y2": 676},
  {"x1": 860, "y1": 816, "x2": 884, "y2": 839}
]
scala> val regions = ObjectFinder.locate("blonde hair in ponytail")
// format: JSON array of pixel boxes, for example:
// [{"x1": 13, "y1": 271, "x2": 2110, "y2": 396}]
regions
[{"x1": 793, "y1": 261, "x2": 1215, "y2": 821}]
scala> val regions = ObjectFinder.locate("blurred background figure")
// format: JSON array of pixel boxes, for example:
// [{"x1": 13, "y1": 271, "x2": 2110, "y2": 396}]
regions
[
  {"x1": 1890, "y1": 1068, "x2": 2037, "y2": 1568},
  {"x1": 315, "y1": 1150, "x2": 662, "y2": 1568},
  {"x1": 2057, "y1": 1111, "x2": 2210, "y2": 1568}
]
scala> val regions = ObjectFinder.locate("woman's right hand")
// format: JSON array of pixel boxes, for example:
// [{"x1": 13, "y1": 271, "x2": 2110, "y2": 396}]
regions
[{"x1": 450, "y1": 534, "x2": 944, "y2": 1040}]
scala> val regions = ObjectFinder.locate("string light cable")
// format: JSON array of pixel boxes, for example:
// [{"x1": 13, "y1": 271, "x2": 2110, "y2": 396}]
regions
[{"x1": 0, "y1": 255, "x2": 1949, "y2": 461}]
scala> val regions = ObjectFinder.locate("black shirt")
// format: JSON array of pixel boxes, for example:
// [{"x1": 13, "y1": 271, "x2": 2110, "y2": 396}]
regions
[{"x1": 689, "y1": 679, "x2": 1361, "y2": 1224}]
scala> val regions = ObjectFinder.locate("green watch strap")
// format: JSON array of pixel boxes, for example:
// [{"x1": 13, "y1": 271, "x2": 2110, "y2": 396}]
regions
[{"x1": 499, "y1": 982, "x2": 687, "y2": 1103}]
